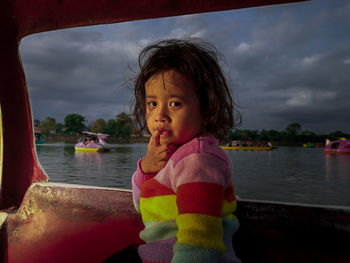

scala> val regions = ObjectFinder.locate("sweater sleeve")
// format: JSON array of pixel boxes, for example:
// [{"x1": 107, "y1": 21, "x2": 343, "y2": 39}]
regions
[
  {"x1": 131, "y1": 159, "x2": 157, "y2": 213},
  {"x1": 171, "y1": 153, "x2": 231, "y2": 263}
]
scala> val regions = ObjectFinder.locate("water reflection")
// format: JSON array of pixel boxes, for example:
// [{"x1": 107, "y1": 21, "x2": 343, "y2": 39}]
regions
[
  {"x1": 226, "y1": 147, "x2": 350, "y2": 206},
  {"x1": 36, "y1": 143, "x2": 147, "y2": 188},
  {"x1": 36, "y1": 144, "x2": 350, "y2": 206},
  {"x1": 324, "y1": 153, "x2": 350, "y2": 181},
  {"x1": 74, "y1": 152, "x2": 104, "y2": 171}
]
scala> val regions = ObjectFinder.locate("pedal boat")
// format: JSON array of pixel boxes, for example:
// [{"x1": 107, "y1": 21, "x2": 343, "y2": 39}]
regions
[
  {"x1": 75, "y1": 132, "x2": 111, "y2": 152},
  {"x1": 323, "y1": 138, "x2": 350, "y2": 154}
]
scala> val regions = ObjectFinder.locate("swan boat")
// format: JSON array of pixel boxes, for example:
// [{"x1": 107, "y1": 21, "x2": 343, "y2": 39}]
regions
[
  {"x1": 323, "y1": 138, "x2": 350, "y2": 154},
  {"x1": 75, "y1": 132, "x2": 111, "y2": 152}
]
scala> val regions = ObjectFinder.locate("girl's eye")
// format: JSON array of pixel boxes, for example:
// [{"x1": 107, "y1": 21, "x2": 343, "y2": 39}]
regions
[
  {"x1": 170, "y1": 101, "x2": 181, "y2": 107},
  {"x1": 147, "y1": 101, "x2": 157, "y2": 107}
]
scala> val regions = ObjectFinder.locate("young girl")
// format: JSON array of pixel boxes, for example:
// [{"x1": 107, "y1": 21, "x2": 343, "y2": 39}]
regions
[{"x1": 131, "y1": 39, "x2": 241, "y2": 263}]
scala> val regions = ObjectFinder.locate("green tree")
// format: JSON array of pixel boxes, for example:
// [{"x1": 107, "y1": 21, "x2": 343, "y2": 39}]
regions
[
  {"x1": 258, "y1": 129, "x2": 270, "y2": 141},
  {"x1": 228, "y1": 130, "x2": 235, "y2": 141},
  {"x1": 55, "y1": 123, "x2": 65, "y2": 134},
  {"x1": 105, "y1": 119, "x2": 118, "y2": 135},
  {"x1": 229, "y1": 129, "x2": 245, "y2": 140},
  {"x1": 328, "y1": 130, "x2": 347, "y2": 140},
  {"x1": 64, "y1": 113, "x2": 86, "y2": 134},
  {"x1": 91, "y1": 118, "x2": 107, "y2": 133},
  {"x1": 115, "y1": 112, "x2": 133, "y2": 138},
  {"x1": 40, "y1": 117, "x2": 56, "y2": 134},
  {"x1": 284, "y1": 122, "x2": 301, "y2": 141},
  {"x1": 285, "y1": 123, "x2": 301, "y2": 135},
  {"x1": 245, "y1": 129, "x2": 259, "y2": 141}
]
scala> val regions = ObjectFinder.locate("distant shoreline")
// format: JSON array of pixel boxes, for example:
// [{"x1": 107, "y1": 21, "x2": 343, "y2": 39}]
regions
[
  {"x1": 44, "y1": 134, "x2": 149, "y2": 144},
  {"x1": 42, "y1": 134, "x2": 323, "y2": 147}
]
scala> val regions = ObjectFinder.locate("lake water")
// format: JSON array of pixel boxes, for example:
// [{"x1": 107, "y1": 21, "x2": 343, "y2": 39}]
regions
[{"x1": 36, "y1": 143, "x2": 350, "y2": 207}]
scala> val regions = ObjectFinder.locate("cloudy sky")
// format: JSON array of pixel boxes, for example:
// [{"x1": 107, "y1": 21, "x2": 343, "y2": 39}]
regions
[{"x1": 20, "y1": 0, "x2": 350, "y2": 134}]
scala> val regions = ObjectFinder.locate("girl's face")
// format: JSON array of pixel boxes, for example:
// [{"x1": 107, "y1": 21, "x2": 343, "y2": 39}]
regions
[{"x1": 145, "y1": 70, "x2": 204, "y2": 146}]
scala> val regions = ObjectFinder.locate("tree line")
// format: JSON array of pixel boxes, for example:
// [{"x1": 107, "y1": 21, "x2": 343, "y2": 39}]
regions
[
  {"x1": 228, "y1": 123, "x2": 350, "y2": 144},
  {"x1": 36, "y1": 115, "x2": 349, "y2": 143},
  {"x1": 35, "y1": 112, "x2": 133, "y2": 138}
]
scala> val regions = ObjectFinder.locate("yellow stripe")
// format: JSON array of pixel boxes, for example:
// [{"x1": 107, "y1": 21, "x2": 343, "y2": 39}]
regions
[
  {"x1": 140, "y1": 195, "x2": 177, "y2": 222},
  {"x1": 220, "y1": 146, "x2": 271, "y2": 150},
  {"x1": 176, "y1": 213, "x2": 225, "y2": 252},
  {"x1": 75, "y1": 147, "x2": 109, "y2": 152},
  {"x1": 222, "y1": 199, "x2": 237, "y2": 217},
  {"x1": 224, "y1": 213, "x2": 235, "y2": 221}
]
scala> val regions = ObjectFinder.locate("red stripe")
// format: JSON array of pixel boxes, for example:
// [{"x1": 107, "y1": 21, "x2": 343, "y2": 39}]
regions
[
  {"x1": 224, "y1": 182, "x2": 236, "y2": 202},
  {"x1": 177, "y1": 182, "x2": 224, "y2": 217},
  {"x1": 141, "y1": 178, "x2": 175, "y2": 198}
]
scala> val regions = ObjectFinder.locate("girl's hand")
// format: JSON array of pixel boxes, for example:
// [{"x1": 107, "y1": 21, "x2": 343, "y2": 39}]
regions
[{"x1": 141, "y1": 130, "x2": 177, "y2": 174}]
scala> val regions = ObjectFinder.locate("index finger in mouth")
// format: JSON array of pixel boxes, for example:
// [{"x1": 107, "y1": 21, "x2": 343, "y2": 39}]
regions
[{"x1": 151, "y1": 129, "x2": 161, "y2": 146}]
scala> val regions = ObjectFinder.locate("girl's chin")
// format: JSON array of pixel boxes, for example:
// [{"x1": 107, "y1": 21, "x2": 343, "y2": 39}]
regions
[
  {"x1": 161, "y1": 136, "x2": 192, "y2": 146},
  {"x1": 160, "y1": 137, "x2": 181, "y2": 146},
  {"x1": 160, "y1": 137, "x2": 174, "y2": 144}
]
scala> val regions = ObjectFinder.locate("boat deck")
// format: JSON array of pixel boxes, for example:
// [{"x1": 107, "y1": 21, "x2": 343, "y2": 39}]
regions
[{"x1": 1, "y1": 183, "x2": 349, "y2": 263}]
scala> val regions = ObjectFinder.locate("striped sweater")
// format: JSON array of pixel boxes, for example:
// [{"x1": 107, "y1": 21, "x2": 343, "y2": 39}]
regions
[{"x1": 132, "y1": 134, "x2": 240, "y2": 263}]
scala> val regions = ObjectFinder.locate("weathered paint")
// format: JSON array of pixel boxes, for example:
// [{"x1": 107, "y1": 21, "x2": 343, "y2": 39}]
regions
[
  {"x1": 3, "y1": 183, "x2": 350, "y2": 262},
  {"x1": 4, "y1": 183, "x2": 143, "y2": 262}
]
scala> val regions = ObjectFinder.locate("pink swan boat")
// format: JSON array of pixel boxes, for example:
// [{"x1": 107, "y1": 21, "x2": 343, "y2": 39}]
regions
[
  {"x1": 75, "y1": 131, "x2": 111, "y2": 152},
  {"x1": 323, "y1": 138, "x2": 350, "y2": 154}
]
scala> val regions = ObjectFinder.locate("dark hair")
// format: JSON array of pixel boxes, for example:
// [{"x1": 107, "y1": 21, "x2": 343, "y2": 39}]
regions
[{"x1": 132, "y1": 38, "x2": 241, "y2": 139}]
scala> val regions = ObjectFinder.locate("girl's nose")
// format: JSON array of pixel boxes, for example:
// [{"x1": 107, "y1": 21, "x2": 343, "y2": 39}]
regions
[{"x1": 155, "y1": 106, "x2": 169, "y2": 122}]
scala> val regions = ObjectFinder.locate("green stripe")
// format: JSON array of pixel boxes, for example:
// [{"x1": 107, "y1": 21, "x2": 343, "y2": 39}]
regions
[
  {"x1": 140, "y1": 220, "x2": 178, "y2": 242},
  {"x1": 172, "y1": 243, "x2": 221, "y2": 263}
]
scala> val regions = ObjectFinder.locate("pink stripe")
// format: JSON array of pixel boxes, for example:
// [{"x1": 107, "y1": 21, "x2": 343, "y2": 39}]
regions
[
  {"x1": 132, "y1": 159, "x2": 158, "y2": 207},
  {"x1": 132, "y1": 183, "x2": 140, "y2": 207},
  {"x1": 170, "y1": 134, "x2": 225, "y2": 167},
  {"x1": 155, "y1": 135, "x2": 231, "y2": 190},
  {"x1": 170, "y1": 137, "x2": 201, "y2": 167},
  {"x1": 171, "y1": 154, "x2": 230, "y2": 191},
  {"x1": 132, "y1": 159, "x2": 157, "y2": 189}
]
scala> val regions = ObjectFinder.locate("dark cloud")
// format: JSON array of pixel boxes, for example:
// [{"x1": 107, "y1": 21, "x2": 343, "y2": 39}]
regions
[
  {"x1": 219, "y1": 1, "x2": 350, "y2": 133},
  {"x1": 21, "y1": 26, "x2": 139, "y2": 123},
  {"x1": 20, "y1": 0, "x2": 350, "y2": 133}
]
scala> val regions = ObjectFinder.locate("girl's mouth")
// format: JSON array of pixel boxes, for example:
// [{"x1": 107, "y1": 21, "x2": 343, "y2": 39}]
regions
[{"x1": 158, "y1": 129, "x2": 171, "y2": 136}]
